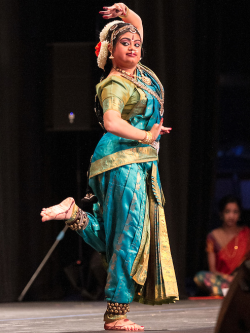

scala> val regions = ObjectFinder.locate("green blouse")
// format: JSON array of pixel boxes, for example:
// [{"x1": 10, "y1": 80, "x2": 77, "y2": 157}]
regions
[
  {"x1": 90, "y1": 74, "x2": 159, "y2": 179},
  {"x1": 96, "y1": 75, "x2": 147, "y2": 121}
]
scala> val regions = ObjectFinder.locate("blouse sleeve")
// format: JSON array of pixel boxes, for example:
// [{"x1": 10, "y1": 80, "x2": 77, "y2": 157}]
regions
[
  {"x1": 206, "y1": 233, "x2": 215, "y2": 253},
  {"x1": 99, "y1": 77, "x2": 131, "y2": 114}
]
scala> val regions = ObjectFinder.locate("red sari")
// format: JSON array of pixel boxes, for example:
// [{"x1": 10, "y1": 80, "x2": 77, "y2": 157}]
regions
[
  {"x1": 194, "y1": 226, "x2": 250, "y2": 296},
  {"x1": 206, "y1": 226, "x2": 250, "y2": 274}
]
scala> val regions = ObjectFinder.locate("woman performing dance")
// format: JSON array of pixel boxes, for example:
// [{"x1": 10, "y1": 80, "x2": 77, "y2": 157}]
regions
[{"x1": 41, "y1": 3, "x2": 178, "y2": 330}]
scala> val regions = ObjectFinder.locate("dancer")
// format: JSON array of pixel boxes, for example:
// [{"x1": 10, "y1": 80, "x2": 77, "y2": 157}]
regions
[
  {"x1": 41, "y1": 3, "x2": 178, "y2": 330},
  {"x1": 194, "y1": 195, "x2": 250, "y2": 296}
]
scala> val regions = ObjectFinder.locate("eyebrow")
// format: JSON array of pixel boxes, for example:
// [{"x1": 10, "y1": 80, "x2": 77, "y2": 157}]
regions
[{"x1": 120, "y1": 37, "x2": 141, "y2": 42}]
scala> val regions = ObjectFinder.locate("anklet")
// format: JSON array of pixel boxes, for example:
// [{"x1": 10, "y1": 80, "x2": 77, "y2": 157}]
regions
[
  {"x1": 65, "y1": 205, "x2": 89, "y2": 231},
  {"x1": 106, "y1": 302, "x2": 130, "y2": 315},
  {"x1": 65, "y1": 204, "x2": 78, "y2": 223}
]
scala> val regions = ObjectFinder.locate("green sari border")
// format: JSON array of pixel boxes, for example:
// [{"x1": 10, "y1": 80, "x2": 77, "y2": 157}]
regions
[{"x1": 89, "y1": 147, "x2": 158, "y2": 178}]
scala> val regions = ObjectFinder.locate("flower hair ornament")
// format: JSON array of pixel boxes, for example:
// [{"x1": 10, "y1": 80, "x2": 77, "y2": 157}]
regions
[
  {"x1": 95, "y1": 20, "x2": 121, "y2": 70},
  {"x1": 95, "y1": 20, "x2": 141, "y2": 70}
]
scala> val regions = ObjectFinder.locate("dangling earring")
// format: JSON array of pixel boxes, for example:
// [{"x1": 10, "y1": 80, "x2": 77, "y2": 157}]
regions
[{"x1": 109, "y1": 51, "x2": 114, "y2": 59}]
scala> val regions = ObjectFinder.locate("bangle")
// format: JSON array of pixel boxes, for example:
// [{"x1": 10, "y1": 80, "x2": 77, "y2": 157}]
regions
[
  {"x1": 138, "y1": 131, "x2": 154, "y2": 144},
  {"x1": 119, "y1": 6, "x2": 130, "y2": 18}
]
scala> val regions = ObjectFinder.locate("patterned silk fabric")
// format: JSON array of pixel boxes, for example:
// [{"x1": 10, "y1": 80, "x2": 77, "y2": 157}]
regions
[{"x1": 77, "y1": 68, "x2": 179, "y2": 309}]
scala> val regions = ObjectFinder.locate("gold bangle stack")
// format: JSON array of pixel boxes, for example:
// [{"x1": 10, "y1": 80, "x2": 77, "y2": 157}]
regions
[
  {"x1": 119, "y1": 6, "x2": 130, "y2": 18},
  {"x1": 138, "y1": 131, "x2": 154, "y2": 144}
]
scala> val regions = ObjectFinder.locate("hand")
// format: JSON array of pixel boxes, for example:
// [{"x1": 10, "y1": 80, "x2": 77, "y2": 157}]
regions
[
  {"x1": 99, "y1": 3, "x2": 126, "y2": 19},
  {"x1": 150, "y1": 118, "x2": 172, "y2": 141}
]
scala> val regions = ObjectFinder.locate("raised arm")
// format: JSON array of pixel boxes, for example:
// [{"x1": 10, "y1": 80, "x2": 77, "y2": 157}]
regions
[{"x1": 99, "y1": 3, "x2": 143, "y2": 41}]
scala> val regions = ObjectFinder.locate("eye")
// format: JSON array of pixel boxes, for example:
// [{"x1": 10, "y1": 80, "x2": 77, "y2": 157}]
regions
[
  {"x1": 135, "y1": 43, "x2": 141, "y2": 48},
  {"x1": 121, "y1": 42, "x2": 129, "y2": 46}
]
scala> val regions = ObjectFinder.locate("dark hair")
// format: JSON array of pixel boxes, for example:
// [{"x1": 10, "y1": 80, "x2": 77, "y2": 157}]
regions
[{"x1": 218, "y1": 195, "x2": 242, "y2": 212}]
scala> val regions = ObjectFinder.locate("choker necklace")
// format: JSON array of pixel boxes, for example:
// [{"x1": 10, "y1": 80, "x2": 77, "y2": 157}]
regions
[
  {"x1": 113, "y1": 67, "x2": 137, "y2": 78},
  {"x1": 114, "y1": 66, "x2": 152, "y2": 85}
]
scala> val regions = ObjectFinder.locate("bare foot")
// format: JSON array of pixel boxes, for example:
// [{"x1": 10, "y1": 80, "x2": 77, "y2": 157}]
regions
[
  {"x1": 104, "y1": 319, "x2": 144, "y2": 331},
  {"x1": 40, "y1": 197, "x2": 75, "y2": 222}
]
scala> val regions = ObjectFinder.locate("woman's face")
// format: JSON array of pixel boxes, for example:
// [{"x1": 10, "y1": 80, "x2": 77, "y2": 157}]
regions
[
  {"x1": 112, "y1": 31, "x2": 141, "y2": 69},
  {"x1": 220, "y1": 202, "x2": 240, "y2": 227}
]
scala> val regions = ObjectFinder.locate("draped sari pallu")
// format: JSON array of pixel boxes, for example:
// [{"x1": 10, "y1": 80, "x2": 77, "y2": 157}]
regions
[
  {"x1": 77, "y1": 67, "x2": 179, "y2": 305},
  {"x1": 214, "y1": 227, "x2": 250, "y2": 275}
]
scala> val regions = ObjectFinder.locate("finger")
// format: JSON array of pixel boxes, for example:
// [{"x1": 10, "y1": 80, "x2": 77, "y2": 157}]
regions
[
  {"x1": 160, "y1": 130, "x2": 170, "y2": 135},
  {"x1": 160, "y1": 131, "x2": 171, "y2": 135},
  {"x1": 103, "y1": 6, "x2": 114, "y2": 10},
  {"x1": 102, "y1": 14, "x2": 112, "y2": 19},
  {"x1": 160, "y1": 127, "x2": 171, "y2": 132},
  {"x1": 161, "y1": 126, "x2": 172, "y2": 131}
]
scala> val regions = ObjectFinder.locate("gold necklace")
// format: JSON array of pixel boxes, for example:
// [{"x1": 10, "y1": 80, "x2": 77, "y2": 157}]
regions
[
  {"x1": 137, "y1": 66, "x2": 152, "y2": 85},
  {"x1": 114, "y1": 66, "x2": 152, "y2": 86},
  {"x1": 117, "y1": 64, "x2": 165, "y2": 116},
  {"x1": 113, "y1": 67, "x2": 137, "y2": 78}
]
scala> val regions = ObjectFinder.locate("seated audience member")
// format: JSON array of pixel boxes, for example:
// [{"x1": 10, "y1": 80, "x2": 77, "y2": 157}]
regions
[{"x1": 194, "y1": 195, "x2": 250, "y2": 296}]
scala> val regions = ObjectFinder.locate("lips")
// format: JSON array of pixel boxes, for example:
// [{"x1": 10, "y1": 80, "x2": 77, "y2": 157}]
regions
[{"x1": 127, "y1": 53, "x2": 137, "y2": 57}]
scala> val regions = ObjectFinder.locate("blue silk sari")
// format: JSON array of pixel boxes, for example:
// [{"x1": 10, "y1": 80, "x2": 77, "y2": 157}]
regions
[{"x1": 77, "y1": 66, "x2": 178, "y2": 307}]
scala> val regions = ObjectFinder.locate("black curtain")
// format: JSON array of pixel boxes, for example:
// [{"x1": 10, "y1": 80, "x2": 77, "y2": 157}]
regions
[
  {"x1": 0, "y1": 0, "x2": 21, "y2": 301},
  {"x1": 186, "y1": 2, "x2": 220, "y2": 277},
  {"x1": 0, "y1": 0, "x2": 219, "y2": 301}
]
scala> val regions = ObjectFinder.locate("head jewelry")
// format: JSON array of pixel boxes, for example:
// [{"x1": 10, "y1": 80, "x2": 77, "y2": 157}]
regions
[{"x1": 96, "y1": 21, "x2": 141, "y2": 70}]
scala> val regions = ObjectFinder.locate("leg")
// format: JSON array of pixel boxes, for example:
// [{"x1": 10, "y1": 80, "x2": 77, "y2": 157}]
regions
[
  {"x1": 104, "y1": 303, "x2": 144, "y2": 331},
  {"x1": 92, "y1": 164, "x2": 149, "y2": 330}
]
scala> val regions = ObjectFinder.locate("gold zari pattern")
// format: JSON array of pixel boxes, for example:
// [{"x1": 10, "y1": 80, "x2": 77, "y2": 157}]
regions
[
  {"x1": 131, "y1": 173, "x2": 179, "y2": 304},
  {"x1": 89, "y1": 147, "x2": 158, "y2": 178}
]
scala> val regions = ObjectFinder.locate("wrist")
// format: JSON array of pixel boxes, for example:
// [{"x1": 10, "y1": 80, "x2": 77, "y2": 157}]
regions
[
  {"x1": 119, "y1": 5, "x2": 129, "y2": 18},
  {"x1": 138, "y1": 131, "x2": 154, "y2": 144}
]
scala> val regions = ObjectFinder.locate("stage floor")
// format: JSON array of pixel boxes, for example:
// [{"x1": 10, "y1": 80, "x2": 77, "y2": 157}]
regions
[{"x1": 0, "y1": 299, "x2": 222, "y2": 332}]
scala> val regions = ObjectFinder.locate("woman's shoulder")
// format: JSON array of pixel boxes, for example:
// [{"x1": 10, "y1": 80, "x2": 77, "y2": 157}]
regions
[
  {"x1": 96, "y1": 75, "x2": 136, "y2": 93},
  {"x1": 208, "y1": 228, "x2": 220, "y2": 237},
  {"x1": 207, "y1": 228, "x2": 223, "y2": 243}
]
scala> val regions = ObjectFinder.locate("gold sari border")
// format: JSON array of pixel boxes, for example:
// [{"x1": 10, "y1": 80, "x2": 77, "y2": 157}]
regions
[{"x1": 89, "y1": 147, "x2": 158, "y2": 178}]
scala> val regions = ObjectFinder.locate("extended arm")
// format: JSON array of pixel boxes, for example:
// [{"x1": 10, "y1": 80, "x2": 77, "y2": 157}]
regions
[
  {"x1": 104, "y1": 110, "x2": 171, "y2": 141},
  {"x1": 100, "y1": 3, "x2": 143, "y2": 41}
]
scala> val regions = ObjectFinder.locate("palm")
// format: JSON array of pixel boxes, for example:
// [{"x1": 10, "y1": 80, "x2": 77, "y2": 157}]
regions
[{"x1": 100, "y1": 5, "x2": 124, "y2": 19}]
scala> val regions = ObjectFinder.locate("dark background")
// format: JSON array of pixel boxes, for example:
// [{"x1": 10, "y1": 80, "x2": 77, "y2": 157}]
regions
[{"x1": 0, "y1": 0, "x2": 249, "y2": 302}]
